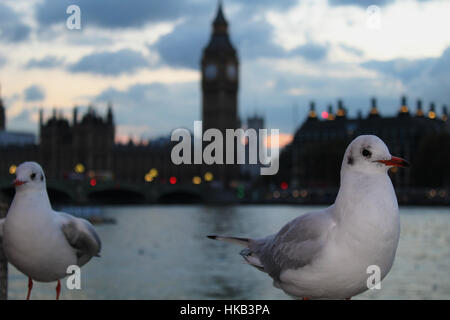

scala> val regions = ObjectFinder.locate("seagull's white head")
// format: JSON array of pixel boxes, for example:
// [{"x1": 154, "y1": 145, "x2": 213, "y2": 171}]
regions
[
  {"x1": 342, "y1": 135, "x2": 409, "y2": 175},
  {"x1": 13, "y1": 161, "x2": 46, "y2": 192}
]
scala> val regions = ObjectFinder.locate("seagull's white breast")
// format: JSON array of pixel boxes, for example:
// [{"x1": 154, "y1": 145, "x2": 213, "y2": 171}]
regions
[{"x1": 3, "y1": 191, "x2": 77, "y2": 282}]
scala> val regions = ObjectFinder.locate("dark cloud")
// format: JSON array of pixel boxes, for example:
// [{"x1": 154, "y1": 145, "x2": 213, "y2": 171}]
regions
[
  {"x1": 35, "y1": 0, "x2": 206, "y2": 29},
  {"x1": 362, "y1": 58, "x2": 434, "y2": 82},
  {"x1": 153, "y1": 18, "x2": 209, "y2": 69},
  {"x1": 35, "y1": 0, "x2": 299, "y2": 29},
  {"x1": 289, "y1": 43, "x2": 329, "y2": 61},
  {"x1": 94, "y1": 82, "x2": 199, "y2": 137},
  {"x1": 361, "y1": 46, "x2": 450, "y2": 102},
  {"x1": 25, "y1": 56, "x2": 65, "y2": 69},
  {"x1": 68, "y1": 49, "x2": 150, "y2": 76},
  {"x1": 24, "y1": 85, "x2": 46, "y2": 102},
  {"x1": 0, "y1": 3, "x2": 31, "y2": 42},
  {"x1": 154, "y1": 4, "x2": 290, "y2": 69}
]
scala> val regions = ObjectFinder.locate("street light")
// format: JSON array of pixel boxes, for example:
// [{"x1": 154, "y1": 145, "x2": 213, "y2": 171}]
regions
[
  {"x1": 74, "y1": 163, "x2": 85, "y2": 173},
  {"x1": 9, "y1": 164, "x2": 16, "y2": 175},
  {"x1": 204, "y1": 172, "x2": 213, "y2": 182},
  {"x1": 144, "y1": 173, "x2": 153, "y2": 182},
  {"x1": 192, "y1": 176, "x2": 201, "y2": 185},
  {"x1": 149, "y1": 168, "x2": 158, "y2": 178}
]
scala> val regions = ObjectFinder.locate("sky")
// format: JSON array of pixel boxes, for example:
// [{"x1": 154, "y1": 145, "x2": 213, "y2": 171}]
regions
[{"x1": 0, "y1": 0, "x2": 449, "y2": 144}]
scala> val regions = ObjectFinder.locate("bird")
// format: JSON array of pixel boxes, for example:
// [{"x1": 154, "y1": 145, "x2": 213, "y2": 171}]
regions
[
  {"x1": 208, "y1": 135, "x2": 409, "y2": 299},
  {"x1": 0, "y1": 162, "x2": 101, "y2": 300}
]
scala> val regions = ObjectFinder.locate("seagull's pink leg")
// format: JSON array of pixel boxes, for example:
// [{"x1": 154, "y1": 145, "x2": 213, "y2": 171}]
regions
[
  {"x1": 56, "y1": 280, "x2": 61, "y2": 300},
  {"x1": 26, "y1": 277, "x2": 33, "y2": 300}
]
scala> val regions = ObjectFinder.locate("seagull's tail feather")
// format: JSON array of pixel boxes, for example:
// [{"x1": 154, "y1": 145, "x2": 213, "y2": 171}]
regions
[
  {"x1": 207, "y1": 235, "x2": 265, "y2": 272},
  {"x1": 207, "y1": 235, "x2": 250, "y2": 247}
]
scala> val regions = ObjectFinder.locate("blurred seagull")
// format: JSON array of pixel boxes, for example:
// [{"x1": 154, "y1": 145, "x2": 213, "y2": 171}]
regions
[
  {"x1": 208, "y1": 135, "x2": 409, "y2": 299},
  {"x1": 0, "y1": 162, "x2": 101, "y2": 300}
]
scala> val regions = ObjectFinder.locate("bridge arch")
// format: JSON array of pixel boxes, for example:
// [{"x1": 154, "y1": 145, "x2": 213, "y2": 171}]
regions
[{"x1": 86, "y1": 184, "x2": 147, "y2": 204}]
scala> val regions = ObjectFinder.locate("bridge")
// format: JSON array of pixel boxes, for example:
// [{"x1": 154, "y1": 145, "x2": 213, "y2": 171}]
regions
[{"x1": 0, "y1": 179, "x2": 208, "y2": 204}]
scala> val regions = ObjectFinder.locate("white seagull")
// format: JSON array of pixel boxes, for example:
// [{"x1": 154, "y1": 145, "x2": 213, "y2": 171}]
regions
[
  {"x1": 0, "y1": 162, "x2": 101, "y2": 300},
  {"x1": 208, "y1": 135, "x2": 409, "y2": 299}
]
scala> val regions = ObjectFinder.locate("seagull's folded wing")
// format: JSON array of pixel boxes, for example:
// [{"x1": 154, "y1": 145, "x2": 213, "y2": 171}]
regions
[
  {"x1": 57, "y1": 212, "x2": 102, "y2": 266},
  {"x1": 250, "y1": 208, "x2": 336, "y2": 280}
]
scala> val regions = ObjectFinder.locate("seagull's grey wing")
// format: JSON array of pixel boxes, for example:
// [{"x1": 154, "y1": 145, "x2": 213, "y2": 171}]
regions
[
  {"x1": 57, "y1": 212, "x2": 101, "y2": 266},
  {"x1": 249, "y1": 207, "x2": 335, "y2": 280}
]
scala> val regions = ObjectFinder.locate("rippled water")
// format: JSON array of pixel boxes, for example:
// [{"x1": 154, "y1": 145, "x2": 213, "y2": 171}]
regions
[{"x1": 6, "y1": 205, "x2": 450, "y2": 300}]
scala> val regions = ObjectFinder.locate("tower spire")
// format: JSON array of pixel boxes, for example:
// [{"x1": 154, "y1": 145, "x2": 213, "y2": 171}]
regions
[
  {"x1": 369, "y1": 97, "x2": 380, "y2": 118},
  {"x1": 213, "y1": 0, "x2": 228, "y2": 34}
]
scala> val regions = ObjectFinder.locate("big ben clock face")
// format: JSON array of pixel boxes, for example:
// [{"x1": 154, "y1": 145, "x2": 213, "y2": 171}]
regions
[
  {"x1": 227, "y1": 64, "x2": 237, "y2": 80},
  {"x1": 205, "y1": 64, "x2": 217, "y2": 80}
]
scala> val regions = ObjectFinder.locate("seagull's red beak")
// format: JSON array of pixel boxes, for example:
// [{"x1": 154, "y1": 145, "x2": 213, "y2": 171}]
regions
[
  {"x1": 376, "y1": 156, "x2": 410, "y2": 168},
  {"x1": 13, "y1": 179, "x2": 26, "y2": 186}
]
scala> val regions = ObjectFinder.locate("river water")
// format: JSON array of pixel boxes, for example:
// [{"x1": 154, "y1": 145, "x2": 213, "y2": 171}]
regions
[{"x1": 6, "y1": 205, "x2": 450, "y2": 300}]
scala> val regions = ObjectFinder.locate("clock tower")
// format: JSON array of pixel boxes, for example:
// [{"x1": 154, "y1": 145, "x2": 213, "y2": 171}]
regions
[{"x1": 201, "y1": 1, "x2": 239, "y2": 134}]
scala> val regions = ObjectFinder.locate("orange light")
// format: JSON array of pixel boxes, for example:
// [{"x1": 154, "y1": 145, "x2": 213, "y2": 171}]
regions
[
  {"x1": 204, "y1": 172, "x2": 213, "y2": 182},
  {"x1": 169, "y1": 176, "x2": 177, "y2": 184},
  {"x1": 90, "y1": 178, "x2": 97, "y2": 187},
  {"x1": 9, "y1": 164, "x2": 16, "y2": 175}
]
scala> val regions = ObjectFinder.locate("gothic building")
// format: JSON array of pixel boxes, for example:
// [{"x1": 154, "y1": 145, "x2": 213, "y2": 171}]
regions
[
  {"x1": 201, "y1": 2, "x2": 240, "y2": 183},
  {"x1": 286, "y1": 97, "x2": 449, "y2": 190},
  {"x1": 39, "y1": 105, "x2": 114, "y2": 179}
]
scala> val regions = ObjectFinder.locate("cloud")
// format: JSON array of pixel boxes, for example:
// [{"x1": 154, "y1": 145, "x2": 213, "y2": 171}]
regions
[
  {"x1": 362, "y1": 58, "x2": 434, "y2": 82},
  {"x1": 24, "y1": 85, "x2": 46, "y2": 102},
  {"x1": 152, "y1": 18, "x2": 209, "y2": 69},
  {"x1": 0, "y1": 3, "x2": 31, "y2": 42},
  {"x1": 328, "y1": 0, "x2": 434, "y2": 8},
  {"x1": 327, "y1": 0, "x2": 394, "y2": 7},
  {"x1": 0, "y1": 55, "x2": 6, "y2": 68},
  {"x1": 361, "y1": 46, "x2": 450, "y2": 101},
  {"x1": 94, "y1": 82, "x2": 199, "y2": 138},
  {"x1": 289, "y1": 43, "x2": 329, "y2": 61},
  {"x1": 154, "y1": 6, "x2": 289, "y2": 69},
  {"x1": 35, "y1": 0, "x2": 299, "y2": 29},
  {"x1": 68, "y1": 49, "x2": 150, "y2": 76},
  {"x1": 35, "y1": 0, "x2": 206, "y2": 29},
  {"x1": 25, "y1": 56, "x2": 65, "y2": 69},
  {"x1": 338, "y1": 43, "x2": 364, "y2": 57}
]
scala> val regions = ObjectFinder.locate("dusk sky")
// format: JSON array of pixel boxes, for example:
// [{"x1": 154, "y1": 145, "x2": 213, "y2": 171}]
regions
[{"x1": 1, "y1": 0, "x2": 449, "y2": 143}]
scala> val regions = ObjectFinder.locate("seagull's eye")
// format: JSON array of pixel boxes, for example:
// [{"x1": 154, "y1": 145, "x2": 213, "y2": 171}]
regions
[
  {"x1": 30, "y1": 173, "x2": 36, "y2": 180},
  {"x1": 362, "y1": 149, "x2": 372, "y2": 158}
]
